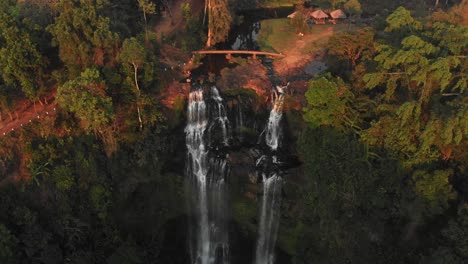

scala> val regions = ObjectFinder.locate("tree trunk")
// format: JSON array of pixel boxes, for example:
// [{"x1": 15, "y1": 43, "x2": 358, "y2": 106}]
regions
[
  {"x1": 203, "y1": 0, "x2": 208, "y2": 25},
  {"x1": 435, "y1": 0, "x2": 440, "y2": 7},
  {"x1": 133, "y1": 63, "x2": 143, "y2": 130},
  {"x1": 206, "y1": 0, "x2": 212, "y2": 47},
  {"x1": 143, "y1": 11, "x2": 149, "y2": 43}
]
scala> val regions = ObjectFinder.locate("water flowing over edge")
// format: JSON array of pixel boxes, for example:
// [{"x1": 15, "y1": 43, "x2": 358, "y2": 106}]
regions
[
  {"x1": 186, "y1": 87, "x2": 230, "y2": 264},
  {"x1": 255, "y1": 174, "x2": 283, "y2": 264},
  {"x1": 255, "y1": 85, "x2": 287, "y2": 264},
  {"x1": 265, "y1": 90, "x2": 285, "y2": 151}
]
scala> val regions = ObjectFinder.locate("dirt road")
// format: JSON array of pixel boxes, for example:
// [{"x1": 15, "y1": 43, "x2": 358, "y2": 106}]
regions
[{"x1": 0, "y1": 98, "x2": 56, "y2": 138}]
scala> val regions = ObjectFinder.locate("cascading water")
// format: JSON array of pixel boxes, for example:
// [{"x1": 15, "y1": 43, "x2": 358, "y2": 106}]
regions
[
  {"x1": 186, "y1": 86, "x2": 230, "y2": 264},
  {"x1": 255, "y1": 173, "x2": 282, "y2": 264},
  {"x1": 255, "y1": 85, "x2": 286, "y2": 264},
  {"x1": 210, "y1": 87, "x2": 230, "y2": 145},
  {"x1": 265, "y1": 90, "x2": 285, "y2": 151}
]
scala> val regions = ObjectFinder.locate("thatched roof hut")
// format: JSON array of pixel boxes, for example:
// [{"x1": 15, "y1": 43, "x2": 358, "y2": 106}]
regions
[
  {"x1": 329, "y1": 9, "x2": 347, "y2": 24},
  {"x1": 310, "y1": 9, "x2": 329, "y2": 19},
  {"x1": 309, "y1": 9, "x2": 329, "y2": 24},
  {"x1": 287, "y1": 11, "x2": 300, "y2": 19},
  {"x1": 330, "y1": 9, "x2": 347, "y2": 19}
]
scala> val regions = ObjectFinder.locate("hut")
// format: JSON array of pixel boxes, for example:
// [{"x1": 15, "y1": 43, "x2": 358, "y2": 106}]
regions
[
  {"x1": 309, "y1": 9, "x2": 329, "y2": 24},
  {"x1": 287, "y1": 11, "x2": 301, "y2": 19},
  {"x1": 329, "y1": 9, "x2": 347, "y2": 24}
]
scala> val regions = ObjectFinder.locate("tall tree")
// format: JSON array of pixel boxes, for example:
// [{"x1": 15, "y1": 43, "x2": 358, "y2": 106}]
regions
[
  {"x1": 344, "y1": 0, "x2": 362, "y2": 19},
  {"x1": 205, "y1": 0, "x2": 232, "y2": 47},
  {"x1": 57, "y1": 68, "x2": 114, "y2": 134},
  {"x1": 327, "y1": 27, "x2": 375, "y2": 71},
  {"x1": 361, "y1": 7, "x2": 467, "y2": 165},
  {"x1": 304, "y1": 74, "x2": 358, "y2": 130},
  {"x1": 137, "y1": 0, "x2": 156, "y2": 43},
  {"x1": 47, "y1": 0, "x2": 119, "y2": 77},
  {"x1": 119, "y1": 38, "x2": 146, "y2": 130},
  {"x1": 0, "y1": 1, "x2": 47, "y2": 103}
]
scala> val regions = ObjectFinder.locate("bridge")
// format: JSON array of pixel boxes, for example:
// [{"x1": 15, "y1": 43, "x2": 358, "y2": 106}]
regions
[{"x1": 193, "y1": 50, "x2": 285, "y2": 59}]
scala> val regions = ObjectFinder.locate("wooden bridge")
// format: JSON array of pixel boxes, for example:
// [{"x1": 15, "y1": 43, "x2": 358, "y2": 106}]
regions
[{"x1": 193, "y1": 50, "x2": 285, "y2": 59}]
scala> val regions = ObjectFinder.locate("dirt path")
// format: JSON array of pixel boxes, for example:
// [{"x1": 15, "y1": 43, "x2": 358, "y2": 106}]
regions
[
  {"x1": 0, "y1": 96, "x2": 56, "y2": 138},
  {"x1": 273, "y1": 26, "x2": 334, "y2": 76}
]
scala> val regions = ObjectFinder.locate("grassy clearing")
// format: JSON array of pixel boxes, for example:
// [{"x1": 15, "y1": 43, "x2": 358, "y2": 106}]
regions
[
  {"x1": 259, "y1": 0, "x2": 302, "y2": 8},
  {"x1": 257, "y1": 19, "x2": 300, "y2": 53},
  {"x1": 258, "y1": 18, "x2": 356, "y2": 54}
]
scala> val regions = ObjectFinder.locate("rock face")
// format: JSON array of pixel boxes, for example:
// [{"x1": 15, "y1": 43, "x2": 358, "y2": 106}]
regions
[
  {"x1": 216, "y1": 60, "x2": 272, "y2": 98},
  {"x1": 181, "y1": 80, "x2": 301, "y2": 263},
  {"x1": 161, "y1": 81, "x2": 190, "y2": 109}
]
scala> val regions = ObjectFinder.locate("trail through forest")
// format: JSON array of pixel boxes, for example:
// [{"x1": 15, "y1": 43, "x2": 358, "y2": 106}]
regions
[{"x1": 0, "y1": 95, "x2": 56, "y2": 138}]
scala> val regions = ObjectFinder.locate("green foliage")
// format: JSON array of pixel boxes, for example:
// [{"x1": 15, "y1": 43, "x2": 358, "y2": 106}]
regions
[
  {"x1": 304, "y1": 75, "x2": 357, "y2": 130},
  {"x1": 47, "y1": 0, "x2": 119, "y2": 77},
  {"x1": 90, "y1": 184, "x2": 111, "y2": 220},
  {"x1": 52, "y1": 165, "x2": 75, "y2": 192},
  {"x1": 385, "y1": 6, "x2": 422, "y2": 32},
  {"x1": 57, "y1": 68, "x2": 114, "y2": 133},
  {"x1": 327, "y1": 27, "x2": 375, "y2": 71},
  {"x1": 361, "y1": 8, "x2": 468, "y2": 165},
  {"x1": 120, "y1": 38, "x2": 146, "y2": 68},
  {"x1": 137, "y1": 0, "x2": 156, "y2": 15},
  {"x1": 0, "y1": 1, "x2": 47, "y2": 100},
  {"x1": 27, "y1": 161, "x2": 50, "y2": 187},
  {"x1": 330, "y1": 0, "x2": 347, "y2": 8},
  {"x1": 181, "y1": 2, "x2": 192, "y2": 21},
  {"x1": 118, "y1": 37, "x2": 164, "y2": 131},
  {"x1": 344, "y1": 0, "x2": 362, "y2": 18},
  {"x1": 412, "y1": 169, "x2": 456, "y2": 216},
  {"x1": 297, "y1": 8, "x2": 467, "y2": 263},
  {"x1": 207, "y1": 0, "x2": 233, "y2": 47},
  {"x1": 0, "y1": 224, "x2": 16, "y2": 263},
  {"x1": 295, "y1": 127, "x2": 406, "y2": 263}
]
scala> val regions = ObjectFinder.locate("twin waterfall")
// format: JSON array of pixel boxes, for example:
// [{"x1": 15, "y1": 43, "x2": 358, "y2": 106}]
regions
[
  {"x1": 186, "y1": 87, "x2": 229, "y2": 264},
  {"x1": 185, "y1": 85, "x2": 285, "y2": 264},
  {"x1": 255, "y1": 89, "x2": 284, "y2": 264}
]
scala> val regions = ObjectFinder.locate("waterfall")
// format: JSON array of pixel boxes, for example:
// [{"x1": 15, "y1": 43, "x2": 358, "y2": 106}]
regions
[
  {"x1": 255, "y1": 85, "x2": 286, "y2": 264},
  {"x1": 265, "y1": 91, "x2": 284, "y2": 151},
  {"x1": 186, "y1": 87, "x2": 230, "y2": 264},
  {"x1": 210, "y1": 86, "x2": 230, "y2": 145},
  {"x1": 255, "y1": 173, "x2": 282, "y2": 264}
]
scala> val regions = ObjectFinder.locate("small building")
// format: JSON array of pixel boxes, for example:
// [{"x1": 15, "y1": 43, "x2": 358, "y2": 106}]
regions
[
  {"x1": 309, "y1": 9, "x2": 329, "y2": 24},
  {"x1": 329, "y1": 9, "x2": 347, "y2": 24},
  {"x1": 287, "y1": 11, "x2": 301, "y2": 19}
]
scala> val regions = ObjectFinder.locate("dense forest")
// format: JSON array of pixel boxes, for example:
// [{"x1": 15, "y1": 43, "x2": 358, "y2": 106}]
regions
[{"x1": 0, "y1": 0, "x2": 466, "y2": 263}]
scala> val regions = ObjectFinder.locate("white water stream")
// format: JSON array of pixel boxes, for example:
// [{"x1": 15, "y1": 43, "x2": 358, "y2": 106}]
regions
[{"x1": 186, "y1": 88, "x2": 230, "y2": 264}]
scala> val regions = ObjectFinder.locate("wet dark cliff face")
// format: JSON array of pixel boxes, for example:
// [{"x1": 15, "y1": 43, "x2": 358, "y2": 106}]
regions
[{"x1": 154, "y1": 80, "x2": 301, "y2": 263}]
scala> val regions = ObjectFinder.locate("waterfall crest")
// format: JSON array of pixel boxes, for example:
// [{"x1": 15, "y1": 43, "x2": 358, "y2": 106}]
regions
[{"x1": 186, "y1": 86, "x2": 230, "y2": 264}]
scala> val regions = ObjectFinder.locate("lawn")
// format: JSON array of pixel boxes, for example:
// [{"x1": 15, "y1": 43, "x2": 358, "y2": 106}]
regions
[
  {"x1": 259, "y1": 0, "x2": 302, "y2": 8},
  {"x1": 257, "y1": 18, "x2": 354, "y2": 54}
]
